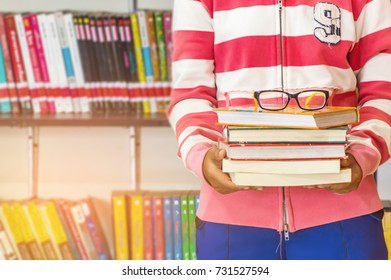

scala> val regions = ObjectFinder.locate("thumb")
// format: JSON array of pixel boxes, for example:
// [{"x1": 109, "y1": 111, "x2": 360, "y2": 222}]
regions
[
  {"x1": 217, "y1": 148, "x2": 226, "y2": 160},
  {"x1": 340, "y1": 155, "x2": 351, "y2": 167}
]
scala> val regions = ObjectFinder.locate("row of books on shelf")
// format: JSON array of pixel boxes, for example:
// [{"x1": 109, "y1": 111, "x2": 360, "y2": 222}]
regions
[
  {"x1": 0, "y1": 197, "x2": 110, "y2": 260},
  {"x1": 112, "y1": 190, "x2": 199, "y2": 260},
  {"x1": 0, "y1": 9, "x2": 172, "y2": 115}
]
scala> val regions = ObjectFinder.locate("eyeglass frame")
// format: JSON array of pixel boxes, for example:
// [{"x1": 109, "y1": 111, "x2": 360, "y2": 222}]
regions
[{"x1": 252, "y1": 89, "x2": 330, "y2": 111}]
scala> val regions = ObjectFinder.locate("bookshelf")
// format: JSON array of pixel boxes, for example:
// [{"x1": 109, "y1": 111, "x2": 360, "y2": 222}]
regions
[{"x1": 0, "y1": 0, "x2": 201, "y2": 259}]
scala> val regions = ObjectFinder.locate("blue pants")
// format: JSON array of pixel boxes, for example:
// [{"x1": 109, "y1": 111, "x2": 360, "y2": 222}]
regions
[{"x1": 196, "y1": 210, "x2": 388, "y2": 260}]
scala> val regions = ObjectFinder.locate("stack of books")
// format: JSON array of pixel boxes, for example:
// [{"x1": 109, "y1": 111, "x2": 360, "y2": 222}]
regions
[{"x1": 213, "y1": 105, "x2": 359, "y2": 186}]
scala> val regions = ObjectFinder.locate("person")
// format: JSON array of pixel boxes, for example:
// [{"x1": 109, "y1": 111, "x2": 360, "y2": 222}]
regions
[{"x1": 167, "y1": 0, "x2": 391, "y2": 260}]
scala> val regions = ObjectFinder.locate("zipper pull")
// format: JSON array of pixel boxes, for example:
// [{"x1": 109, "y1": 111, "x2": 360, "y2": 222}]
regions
[{"x1": 284, "y1": 224, "x2": 290, "y2": 241}]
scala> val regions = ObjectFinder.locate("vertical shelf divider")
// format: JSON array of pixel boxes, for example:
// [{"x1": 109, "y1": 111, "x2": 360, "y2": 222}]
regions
[{"x1": 27, "y1": 126, "x2": 40, "y2": 198}]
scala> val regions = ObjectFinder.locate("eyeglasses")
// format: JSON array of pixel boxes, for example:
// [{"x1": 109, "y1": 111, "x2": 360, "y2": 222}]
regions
[{"x1": 253, "y1": 89, "x2": 329, "y2": 111}]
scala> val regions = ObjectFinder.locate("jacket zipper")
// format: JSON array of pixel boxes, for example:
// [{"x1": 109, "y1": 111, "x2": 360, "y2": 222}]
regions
[{"x1": 278, "y1": 0, "x2": 289, "y2": 241}]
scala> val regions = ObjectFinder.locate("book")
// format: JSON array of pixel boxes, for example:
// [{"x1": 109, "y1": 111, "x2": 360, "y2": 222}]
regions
[
  {"x1": 163, "y1": 195, "x2": 174, "y2": 260},
  {"x1": 0, "y1": 212, "x2": 18, "y2": 260},
  {"x1": 214, "y1": 106, "x2": 359, "y2": 129},
  {"x1": 142, "y1": 194, "x2": 154, "y2": 260},
  {"x1": 80, "y1": 197, "x2": 111, "y2": 260},
  {"x1": 180, "y1": 194, "x2": 190, "y2": 260},
  {"x1": 152, "y1": 195, "x2": 165, "y2": 260},
  {"x1": 225, "y1": 126, "x2": 348, "y2": 144},
  {"x1": 172, "y1": 194, "x2": 182, "y2": 260},
  {"x1": 4, "y1": 14, "x2": 32, "y2": 113},
  {"x1": 0, "y1": 14, "x2": 12, "y2": 113},
  {"x1": 219, "y1": 139, "x2": 346, "y2": 160},
  {"x1": 229, "y1": 167, "x2": 352, "y2": 187},
  {"x1": 0, "y1": 13, "x2": 19, "y2": 114},
  {"x1": 188, "y1": 193, "x2": 197, "y2": 260},
  {"x1": 23, "y1": 200, "x2": 59, "y2": 260},
  {"x1": 41, "y1": 200, "x2": 75, "y2": 260},
  {"x1": 222, "y1": 158, "x2": 341, "y2": 174},
  {"x1": 382, "y1": 200, "x2": 391, "y2": 260},
  {"x1": 129, "y1": 194, "x2": 144, "y2": 260},
  {"x1": 112, "y1": 192, "x2": 130, "y2": 260}
]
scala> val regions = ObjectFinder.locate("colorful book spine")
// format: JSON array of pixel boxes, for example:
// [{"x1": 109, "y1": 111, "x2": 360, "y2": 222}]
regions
[
  {"x1": 180, "y1": 195, "x2": 190, "y2": 260},
  {"x1": 0, "y1": 217, "x2": 18, "y2": 260},
  {"x1": 130, "y1": 194, "x2": 144, "y2": 260},
  {"x1": 112, "y1": 193, "x2": 129, "y2": 260},
  {"x1": 4, "y1": 14, "x2": 32, "y2": 113},
  {"x1": 143, "y1": 195, "x2": 154, "y2": 260},
  {"x1": 44, "y1": 200, "x2": 75, "y2": 260},
  {"x1": 27, "y1": 13, "x2": 50, "y2": 113},
  {"x1": 152, "y1": 195, "x2": 165, "y2": 260},
  {"x1": 24, "y1": 200, "x2": 58, "y2": 260},
  {"x1": 80, "y1": 198, "x2": 110, "y2": 260},
  {"x1": 162, "y1": 11, "x2": 172, "y2": 103},
  {"x1": 172, "y1": 195, "x2": 182, "y2": 260},
  {"x1": 188, "y1": 194, "x2": 197, "y2": 260},
  {"x1": 130, "y1": 12, "x2": 149, "y2": 114},
  {"x1": 0, "y1": 14, "x2": 18, "y2": 113},
  {"x1": 163, "y1": 196, "x2": 174, "y2": 260}
]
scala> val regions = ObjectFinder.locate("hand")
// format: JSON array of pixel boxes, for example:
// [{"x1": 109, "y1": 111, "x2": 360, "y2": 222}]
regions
[
  {"x1": 202, "y1": 145, "x2": 262, "y2": 194},
  {"x1": 310, "y1": 153, "x2": 363, "y2": 194}
]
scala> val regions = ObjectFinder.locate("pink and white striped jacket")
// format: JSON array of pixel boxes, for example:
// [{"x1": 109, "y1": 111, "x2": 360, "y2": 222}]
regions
[{"x1": 167, "y1": 0, "x2": 391, "y2": 232}]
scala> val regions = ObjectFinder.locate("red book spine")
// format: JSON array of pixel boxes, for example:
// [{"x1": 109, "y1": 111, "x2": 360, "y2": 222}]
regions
[
  {"x1": 4, "y1": 15, "x2": 32, "y2": 113},
  {"x1": 24, "y1": 14, "x2": 49, "y2": 113},
  {"x1": 57, "y1": 201, "x2": 89, "y2": 260},
  {"x1": 143, "y1": 195, "x2": 154, "y2": 260}
]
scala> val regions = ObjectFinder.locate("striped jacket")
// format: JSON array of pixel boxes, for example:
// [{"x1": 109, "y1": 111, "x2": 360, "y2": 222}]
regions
[{"x1": 167, "y1": 0, "x2": 391, "y2": 232}]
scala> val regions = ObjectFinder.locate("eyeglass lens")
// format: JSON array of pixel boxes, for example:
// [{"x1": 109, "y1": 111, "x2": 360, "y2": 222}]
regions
[{"x1": 257, "y1": 91, "x2": 327, "y2": 110}]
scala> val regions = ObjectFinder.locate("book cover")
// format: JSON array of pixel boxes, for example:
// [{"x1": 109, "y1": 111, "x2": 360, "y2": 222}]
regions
[
  {"x1": 64, "y1": 12, "x2": 90, "y2": 113},
  {"x1": 70, "y1": 201, "x2": 100, "y2": 259},
  {"x1": 143, "y1": 194, "x2": 154, "y2": 260},
  {"x1": 188, "y1": 194, "x2": 197, "y2": 260},
  {"x1": 54, "y1": 11, "x2": 76, "y2": 113},
  {"x1": 137, "y1": 10, "x2": 157, "y2": 114},
  {"x1": 180, "y1": 194, "x2": 190, "y2": 260},
  {"x1": 222, "y1": 158, "x2": 341, "y2": 174},
  {"x1": 163, "y1": 195, "x2": 174, "y2": 260},
  {"x1": 129, "y1": 194, "x2": 144, "y2": 260},
  {"x1": 12, "y1": 201, "x2": 45, "y2": 259},
  {"x1": 0, "y1": 14, "x2": 12, "y2": 113},
  {"x1": 112, "y1": 192, "x2": 130, "y2": 260},
  {"x1": 14, "y1": 13, "x2": 41, "y2": 113},
  {"x1": 80, "y1": 197, "x2": 111, "y2": 260},
  {"x1": 130, "y1": 12, "x2": 149, "y2": 114},
  {"x1": 154, "y1": 10, "x2": 169, "y2": 110},
  {"x1": 162, "y1": 11, "x2": 172, "y2": 104},
  {"x1": 4, "y1": 14, "x2": 32, "y2": 113},
  {"x1": 152, "y1": 195, "x2": 165, "y2": 260},
  {"x1": 172, "y1": 194, "x2": 182, "y2": 260},
  {"x1": 214, "y1": 106, "x2": 359, "y2": 129},
  {"x1": 26, "y1": 13, "x2": 50, "y2": 113},
  {"x1": 46, "y1": 13, "x2": 70, "y2": 113},
  {"x1": 0, "y1": 212, "x2": 18, "y2": 260},
  {"x1": 56, "y1": 200, "x2": 89, "y2": 260},
  {"x1": 36, "y1": 13, "x2": 57, "y2": 113},
  {"x1": 229, "y1": 167, "x2": 352, "y2": 187},
  {"x1": 122, "y1": 16, "x2": 142, "y2": 113},
  {"x1": 23, "y1": 200, "x2": 59, "y2": 260},
  {"x1": 53, "y1": 199, "x2": 80, "y2": 259},
  {"x1": 0, "y1": 13, "x2": 19, "y2": 114},
  {"x1": 382, "y1": 200, "x2": 391, "y2": 260},
  {"x1": 42, "y1": 200, "x2": 75, "y2": 260},
  {"x1": 225, "y1": 126, "x2": 348, "y2": 144},
  {"x1": 219, "y1": 139, "x2": 346, "y2": 160}
]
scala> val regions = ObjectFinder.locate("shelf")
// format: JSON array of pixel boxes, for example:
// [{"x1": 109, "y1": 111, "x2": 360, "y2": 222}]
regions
[{"x1": 0, "y1": 112, "x2": 170, "y2": 127}]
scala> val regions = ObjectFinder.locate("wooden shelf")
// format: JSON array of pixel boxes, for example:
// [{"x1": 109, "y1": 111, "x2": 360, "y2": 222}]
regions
[{"x1": 0, "y1": 112, "x2": 170, "y2": 127}]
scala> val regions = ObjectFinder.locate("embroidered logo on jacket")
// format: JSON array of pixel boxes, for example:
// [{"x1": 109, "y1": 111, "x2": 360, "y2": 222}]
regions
[{"x1": 314, "y1": 2, "x2": 341, "y2": 45}]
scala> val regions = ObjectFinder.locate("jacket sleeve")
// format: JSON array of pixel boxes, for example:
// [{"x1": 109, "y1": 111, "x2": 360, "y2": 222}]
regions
[
  {"x1": 346, "y1": 0, "x2": 391, "y2": 178},
  {"x1": 167, "y1": 0, "x2": 223, "y2": 178}
]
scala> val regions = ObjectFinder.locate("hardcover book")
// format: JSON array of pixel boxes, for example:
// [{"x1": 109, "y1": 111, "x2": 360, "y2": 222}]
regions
[
  {"x1": 214, "y1": 106, "x2": 359, "y2": 129},
  {"x1": 229, "y1": 168, "x2": 352, "y2": 187}
]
